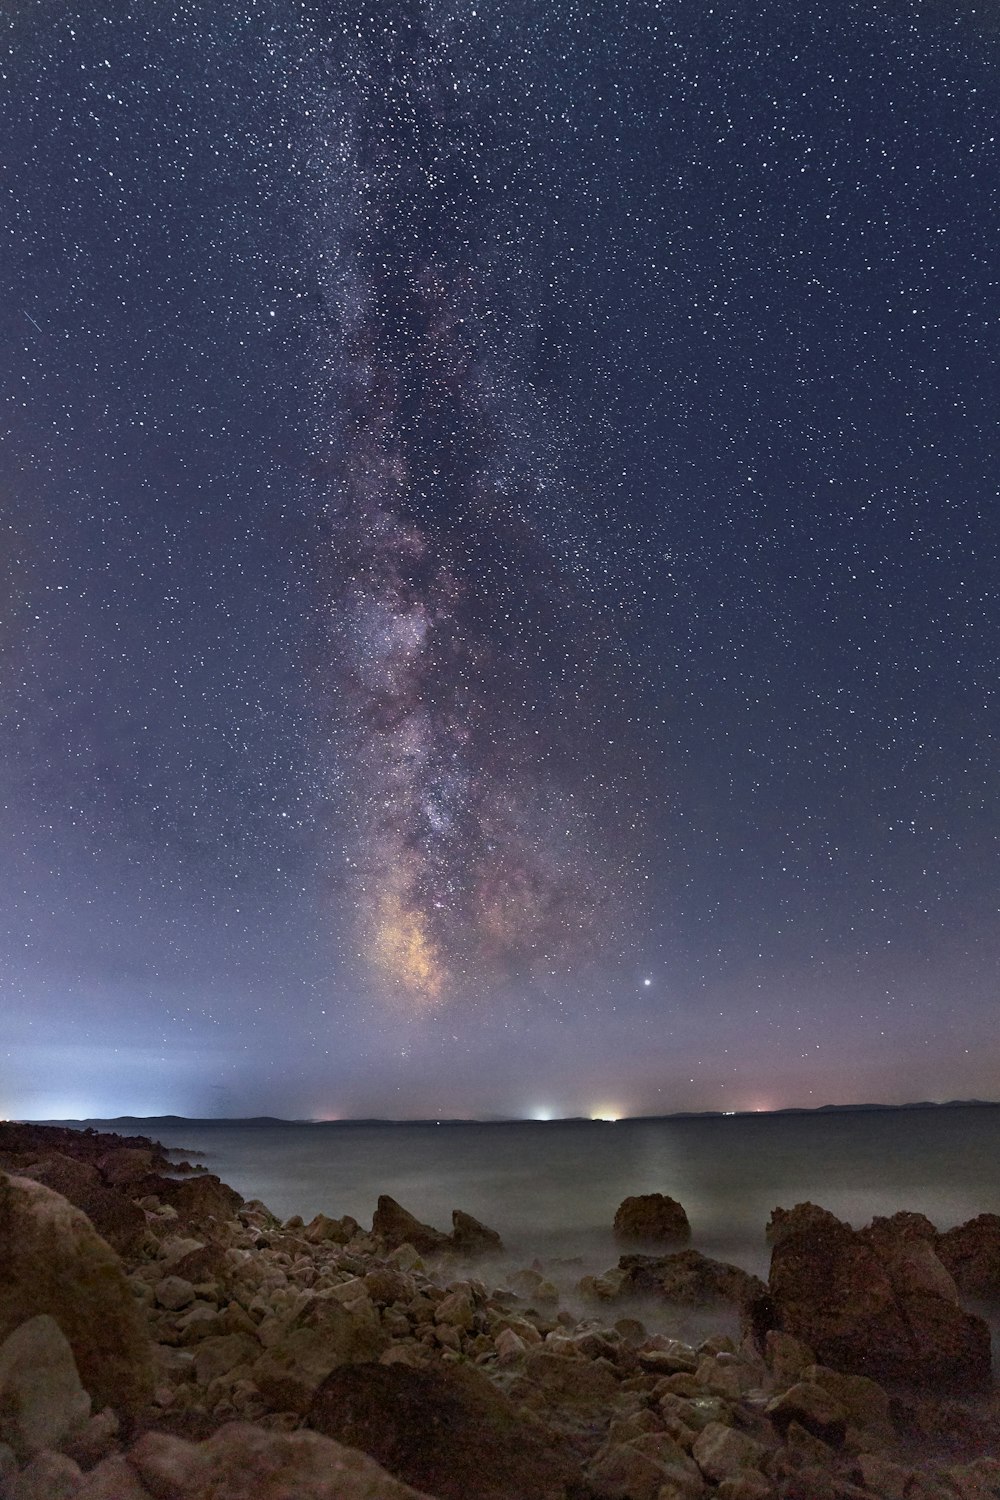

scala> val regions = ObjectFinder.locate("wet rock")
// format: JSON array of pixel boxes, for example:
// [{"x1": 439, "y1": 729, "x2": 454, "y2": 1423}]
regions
[
  {"x1": 614, "y1": 1193, "x2": 692, "y2": 1246},
  {"x1": 0, "y1": 1315, "x2": 91, "y2": 1459},
  {"x1": 0, "y1": 1174, "x2": 153, "y2": 1414},
  {"x1": 308, "y1": 1359, "x2": 575, "y2": 1500},
  {"x1": 935, "y1": 1213, "x2": 1000, "y2": 1300},
  {"x1": 371, "y1": 1197, "x2": 451, "y2": 1255},
  {"x1": 451, "y1": 1209, "x2": 503, "y2": 1255},
  {"x1": 767, "y1": 1203, "x2": 991, "y2": 1392}
]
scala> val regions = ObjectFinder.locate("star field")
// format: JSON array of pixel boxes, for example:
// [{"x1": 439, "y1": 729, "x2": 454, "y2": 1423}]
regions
[{"x1": 1, "y1": 0, "x2": 998, "y2": 1120}]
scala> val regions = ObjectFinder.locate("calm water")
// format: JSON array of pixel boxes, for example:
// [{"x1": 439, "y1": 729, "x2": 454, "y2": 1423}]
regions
[{"x1": 61, "y1": 1105, "x2": 1000, "y2": 1284}]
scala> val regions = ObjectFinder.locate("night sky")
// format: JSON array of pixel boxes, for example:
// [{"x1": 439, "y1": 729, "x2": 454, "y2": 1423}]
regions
[{"x1": 3, "y1": 0, "x2": 998, "y2": 1122}]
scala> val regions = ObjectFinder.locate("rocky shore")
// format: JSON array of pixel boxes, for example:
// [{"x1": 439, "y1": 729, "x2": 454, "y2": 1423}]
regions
[{"x1": 2, "y1": 1123, "x2": 1000, "y2": 1499}]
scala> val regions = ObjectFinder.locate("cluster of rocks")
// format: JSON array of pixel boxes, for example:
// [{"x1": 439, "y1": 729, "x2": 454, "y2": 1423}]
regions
[{"x1": 1, "y1": 1128, "x2": 1000, "y2": 1500}]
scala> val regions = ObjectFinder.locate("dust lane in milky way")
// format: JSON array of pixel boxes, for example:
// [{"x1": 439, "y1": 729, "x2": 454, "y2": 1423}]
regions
[{"x1": 307, "y1": 5, "x2": 648, "y2": 1007}]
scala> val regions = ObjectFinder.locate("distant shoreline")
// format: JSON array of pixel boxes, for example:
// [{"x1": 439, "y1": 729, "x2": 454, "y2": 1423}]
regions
[{"x1": 26, "y1": 1097, "x2": 1000, "y2": 1128}]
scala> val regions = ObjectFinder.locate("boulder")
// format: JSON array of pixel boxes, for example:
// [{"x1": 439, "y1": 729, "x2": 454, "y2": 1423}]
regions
[
  {"x1": 767, "y1": 1202, "x2": 991, "y2": 1392},
  {"x1": 0, "y1": 1174, "x2": 153, "y2": 1413},
  {"x1": 451, "y1": 1209, "x2": 503, "y2": 1254},
  {"x1": 308, "y1": 1359, "x2": 576, "y2": 1500},
  {"x1": 133, "y1": 1173, "x2": 243, "y2": 1228},
  {"x1": 620, "y1": 1249, "x2": 766, "y2": 1308},
  {"x1": 371, "y1": 1197, "x2": 451, "y2": 1255},
  {"x1": 935, "y1": 1213, "x2": 1000, "y2": 1300},
  {"x1": 126, "y1": 1422, "x2": 436, "y2": 1499},
  {"x1": 97, "y1": 1148, "x2": 156, "y2": 1185},
  {"x1": 6, "y1": 1449, "x2": 84, "y2": 1500},
  {"x1": 20, "y1": 1155, "x2": 147, "y2": 1258},
  {"x1": 613, "y1": 1193, "x2": 691, "y2": 1246},
  {"x1": 0, "y1": 1315, "x2": 91, "y2": 1459}
]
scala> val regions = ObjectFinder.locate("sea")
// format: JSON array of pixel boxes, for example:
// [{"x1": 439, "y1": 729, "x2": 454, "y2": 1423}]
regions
[{"x1": 52, "y1": 1104, "x2": 1000, "y2": 1294}]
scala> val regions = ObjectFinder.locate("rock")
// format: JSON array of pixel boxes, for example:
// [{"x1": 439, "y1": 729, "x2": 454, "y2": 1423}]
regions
[
  {"x1": 0, "y1": 1176, "x2": 153, "y2": 1413},
  {"x1": 521, "y1": 1347, "x2": 619, "y2": 1403},
  {"x1": 620, "y1": 1249, "x2": 766, "y2": 1309},
  {"x1": 193, "y1": 1333, "x2": 260, "y2": 1386},
  {"x1": 936, "y1": 1213, "x2": 1000, "y2": 1300},
  {"x1": 586, "y1": 1443, "x2": 679, "y2": 1500},
  {"x1": 155, "y1": 1275, "x2": 197, "y2": 1311},
  {"x1": 6, "y1": 1449, "x2": 84, "y2": 1500},
  {"x1": 765, "y1": 1381, "x2": 846, "y2": 1445},
  {"x1": 132, "y1": 1421, "x2": 437, "y2": 1499},
  {"x1": 433, "y1": 1289, "x2": 475, "y2": 1330},
  {"x1": 613, "y1": 1193, "x2": 692, "y2": 1246},
  {"x1": 451, "y1": 1209, "x2": 503, "y2": 1254},
  {"x1": 133, "y1": 1173, "x2": 244, "y2": 1228},
  {"x1": 767, "y1": 1202, "x2": 991, "y2": 1392},
  {"x1": 75, "y1": 1455, "x2": 156, "y2": 1499},
  {"x1": 715, "y1": 1477, "x2": 774, "y2": 1500},
  {"x1": 251, "y1": 1299, "x2": 383, "y2": 1416},
  {"x1": 0, "y1": 1315, "x2": 91, "y2": 1459},
  {"x1": 302, "y1": 1213, "x2": 357, "y2": 1245},
  {"x1": 855, "y1": 1452, "x2": 916, "y2": 1499},
  {"x1": 799, "y1": 1365, "x2": 894, "y2": 1450},
  {"x1": 371, "y1": 1197, "x2": 451, "y2": 1255},
  {"x1": 308, "y1": 1360, "x2": 575, "y2": 1500},
  {"x1": 763, "y1": 1330, "x2": 815, "y2": 1387},
  {"x1": 691, "y1": 1422, "x2": 767, "y2": 1484},
  {"x1": 20, "y1": 1155, "x2": 148, "y2": 1258},
  {"x1": 97, "y1": 1148, "x2": 155, "y2": 1185}
]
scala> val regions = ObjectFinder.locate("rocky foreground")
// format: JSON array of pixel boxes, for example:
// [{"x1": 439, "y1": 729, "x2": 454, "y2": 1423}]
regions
[{"x1": 2, "y1": 1126, "x2": 1000, "y2": 1499}]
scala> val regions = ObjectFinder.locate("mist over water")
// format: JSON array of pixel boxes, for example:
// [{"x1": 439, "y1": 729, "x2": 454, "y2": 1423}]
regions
[{"x1": 58, "y1": 1106, "x2": 1000, "y2": 1289}]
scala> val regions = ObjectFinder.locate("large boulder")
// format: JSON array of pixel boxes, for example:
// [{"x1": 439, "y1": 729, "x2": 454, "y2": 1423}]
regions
[
  {"x1": 619, "y1": 1248, "x2": 765, "y2": 1308},
  {"x1": 766, "y1": 1202, "x2": 991, "y2": 1392},
  {"x1": 0, "y1": 1173, "x2": 153, "y2": 1413},
  {"x1": 308, "y1": 1359, "x2": 576, "y2": 1500},
  {"x1": 0, "y1": 1314, "x2": 91, "y2": 1459},
  {"x1": 371, "y1": 1196, "x2": 451, "y2": 1255},
  {"x1": 613, "y1": 1193, "x2": 691, "y2": 1246},
  {"x1": 121, "y1": 1422, "x2": 437, "y2": 1499},
  {"x1": 133, "y1": 1173, "x2": 243, "y2": 1228},
  {"x1": 935, "y1": 1213, "x2": 1000, "y2": 1300},
  {"x1": 19, "y1": 1154, "x2": 148, "y2": 1258}
]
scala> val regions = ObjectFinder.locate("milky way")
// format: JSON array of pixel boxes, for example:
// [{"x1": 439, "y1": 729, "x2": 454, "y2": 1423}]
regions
[{"x1": 305, "y1": 3, "x2": 644, "y2": 1006}]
